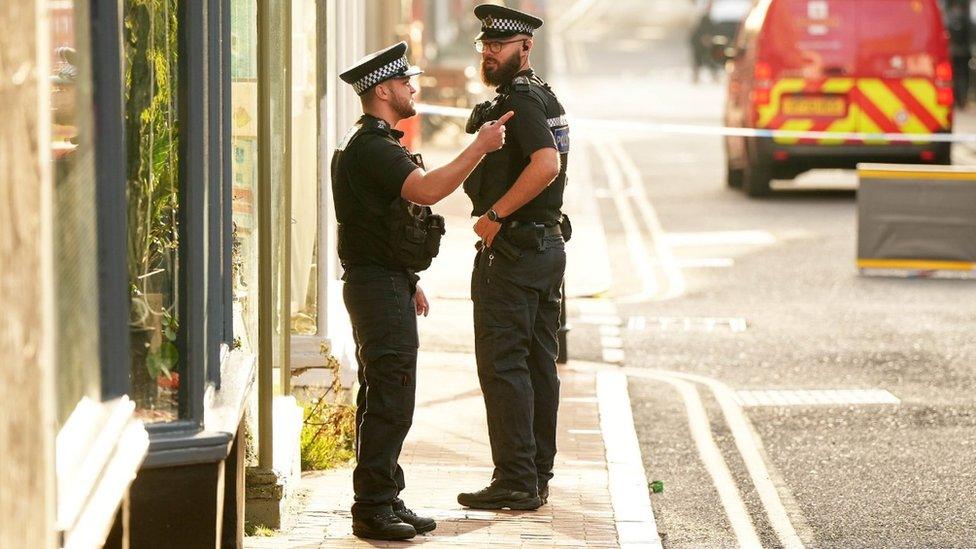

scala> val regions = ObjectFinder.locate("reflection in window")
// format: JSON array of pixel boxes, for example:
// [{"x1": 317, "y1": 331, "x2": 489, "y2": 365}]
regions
[
  {"x1": 124, "y1": 0, "x2": 180, "y2": 422},
  {"x1": 231, "y1": 0, "x2": 260, "y2": 353},
  {"x1": 290, "y1": 0, "x2": 319, "y2": 336},
  {"x1": 51, "y1": 0, "x2": 101, "y2": 425}
]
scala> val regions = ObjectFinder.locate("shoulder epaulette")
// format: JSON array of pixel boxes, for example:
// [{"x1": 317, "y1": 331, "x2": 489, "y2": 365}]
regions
[
  {"x1": 361, "y1": 117, "x2": 392, "y2": 134},
  {"x1": 337, "y1": 123, "x2": 363, "y2": 151},
  {"x1": 513, "y1": 75, "x2": 531, "y2": 92},
  {"x1": 531, "y1": 74, "x2": 552, "y2": 91},
  {"x1": 337, "y1": 118, "x2": 393, "y2": 151}
]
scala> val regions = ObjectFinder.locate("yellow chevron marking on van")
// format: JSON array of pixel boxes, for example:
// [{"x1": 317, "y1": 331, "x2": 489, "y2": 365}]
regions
[
  {"x1": 857, "y1": 79, "x2": 930, "y2": 138},
  {"x1": 759, "y1": 79, "x2": 806, "y2": 128},
  {"x1": 858, "y1": 259, "x2": 976, "y2": 271},
  {"x1": 857, "y1": 113, "x2": 887, "y2": 145},
  {"x1": 820, "y1": 118, "x2": 852, "y2": 145},
  {"x1": 820, "y1": 79, "x2": 857, "y2": 145},
  {"x1": 862, "y1": 79, "x2": 930, "y2": 133},
  {"x1": 902, "y1": 78, "x2": 950, "y2": 128},
  {"x1": 821, "y1": 78, "x2": 855, "y2": 94},
  {"x1": 773, "y1": 119, "x2": 813, "y2": 145}
]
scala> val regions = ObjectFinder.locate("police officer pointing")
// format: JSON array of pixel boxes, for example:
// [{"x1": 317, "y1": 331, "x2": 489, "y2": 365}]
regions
[
  {"x1": 457, "y1": 5, "x2": 571, "y2": 511},
  {"x1": 333, "y1": 41, "x2": 511, "y2": 541}
]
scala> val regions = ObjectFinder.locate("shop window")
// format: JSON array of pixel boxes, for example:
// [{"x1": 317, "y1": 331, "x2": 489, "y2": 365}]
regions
[
  {"x1": 123, "y1": 0, "x2": 181, "y2": 422},
  {"x1": 231, "y1": 0, "x2": 260, "y2": 352},
  {"x1": 51, "y1": 0, "x2": 100, "y2": 425}
]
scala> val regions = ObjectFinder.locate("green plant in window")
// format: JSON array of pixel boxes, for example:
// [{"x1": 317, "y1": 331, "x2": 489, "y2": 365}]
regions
[
  {"x1": 146, "y1": 311, "x2": 178, "y2": 380},
  {"x1": 124, "y1": 0, "x2": 179, "y2": 307},
  {"x1": 123, "y1": 0, "x2": 180, "y2": 397}
]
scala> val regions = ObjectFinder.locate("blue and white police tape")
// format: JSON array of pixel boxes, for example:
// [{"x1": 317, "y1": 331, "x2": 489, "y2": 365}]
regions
[{"x1": 415, "y1": 103, "x2": 976, "y2": 145}]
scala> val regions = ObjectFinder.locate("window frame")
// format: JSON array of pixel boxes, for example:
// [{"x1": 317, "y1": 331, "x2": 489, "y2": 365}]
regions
[
  {"x1": 174, "y1": 0, "x2": 210, "y2": 427},
  {"x1": 91, "y1": 0, "x2": 131, "y2": 400},
  {"x1": 55, "y1": 1, "x2": 152, "y2": 543}
]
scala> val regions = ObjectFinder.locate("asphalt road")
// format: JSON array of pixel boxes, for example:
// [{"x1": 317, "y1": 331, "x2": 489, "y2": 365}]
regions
[{"x1": 552, "y1": 0, "x2": 976, "y2": 546}]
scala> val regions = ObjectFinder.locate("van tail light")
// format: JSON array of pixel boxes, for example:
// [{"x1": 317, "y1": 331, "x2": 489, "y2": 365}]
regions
[
  {"x1": 752, "y1": 62, "x2": 773, "y2": 108},
  {"x1": 938, "y1": 87, "x2": 954, "y2": 106},
  {"x1": 936, "y1": 60, "x2": 954, "y2": 106},
  {"x1": 751, "y1": 88, "x2": 771, "y2": 105},
  {"x1": 755, "y1": 62, "x2": 773, "y2": 82}
]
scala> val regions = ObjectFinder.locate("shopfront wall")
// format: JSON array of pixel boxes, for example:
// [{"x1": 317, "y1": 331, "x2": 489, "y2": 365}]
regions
[{"x1": 1, "y1": 0, "x2": 381, "y2": 545}]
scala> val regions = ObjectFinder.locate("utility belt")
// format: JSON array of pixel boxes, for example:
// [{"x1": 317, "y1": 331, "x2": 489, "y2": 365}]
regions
[
  {"x1": 502, "y1": 221, "x2": 562, "y2": 248},
  {"x1": 478, "y1": 215, "x2": 572, "y2": 262}
]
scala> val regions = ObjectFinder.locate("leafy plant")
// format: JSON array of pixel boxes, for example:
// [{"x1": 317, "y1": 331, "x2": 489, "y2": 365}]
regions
[
  {"x1": 300, "y1": 400, "x2": 356, "y2": 471},
  {"x1": 299, "y1": 349, "x2": 356, "y2": 471},
  {"x1": 244, "y1": 523, "x2": 277, "y2": 537},
  {"x1": 124, "y1": 0, "x2": 179, "y2": 328},
  {"x1": 123, "y1": 0, "x2": 181, "y2": 384},
  {"x1": 146, "y1": 311, "x2": 178, "y2": 380}
]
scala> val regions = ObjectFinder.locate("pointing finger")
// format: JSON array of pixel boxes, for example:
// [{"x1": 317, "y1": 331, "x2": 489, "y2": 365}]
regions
[{"x1": 494, "y1": 110, "x2": 515, "y2": 125}]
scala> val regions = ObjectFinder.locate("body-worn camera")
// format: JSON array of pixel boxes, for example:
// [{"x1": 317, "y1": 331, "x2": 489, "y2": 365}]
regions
[{"x1": 466, "y1": 101, "x2": 494, "y2": 134}]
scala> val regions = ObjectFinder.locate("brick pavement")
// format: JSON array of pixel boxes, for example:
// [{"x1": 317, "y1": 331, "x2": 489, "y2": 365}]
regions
[{"x1": 245, "y1": 351, "x2": 624, "y2": 548}]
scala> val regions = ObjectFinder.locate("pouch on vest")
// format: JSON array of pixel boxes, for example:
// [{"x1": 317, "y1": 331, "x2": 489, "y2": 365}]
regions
[
  {"x1": 559, "y1": 215, "x2": 572, "y2": 242},
  {"x1": 388, "y1": 199, "x2": 445, "y2": 272}
]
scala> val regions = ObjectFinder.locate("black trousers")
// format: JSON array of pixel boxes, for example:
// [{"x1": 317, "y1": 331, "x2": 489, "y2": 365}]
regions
[
  {"x1": 342, "y1": 265, "x2": 418, "y2": 514},
  {"x1": 471, "y1": 235, "x2": 566, "y2": 493}
]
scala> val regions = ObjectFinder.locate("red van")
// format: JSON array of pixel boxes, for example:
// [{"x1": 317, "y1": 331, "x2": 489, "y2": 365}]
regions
[{"x1": 723, "y1": 0, "x2": 953, "y2": 196}]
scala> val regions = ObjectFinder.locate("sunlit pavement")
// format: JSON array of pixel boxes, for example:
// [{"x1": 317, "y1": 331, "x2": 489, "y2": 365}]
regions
[
  {"x1": 552, "y1": 0, "x2": 976, "y2": 546},
  {"x1": 246, "y1": 350, "x2": 656, "y2": 547}
]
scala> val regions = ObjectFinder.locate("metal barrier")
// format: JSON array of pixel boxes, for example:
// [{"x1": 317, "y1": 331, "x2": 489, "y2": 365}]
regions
[{"x1": 857, "y1": 164, "x2": 976, "y2": 278}]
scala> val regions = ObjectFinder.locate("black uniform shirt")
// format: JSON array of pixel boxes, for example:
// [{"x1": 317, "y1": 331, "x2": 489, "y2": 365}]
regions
[
  {"x1": 505, "y1": 84, "x2": 559, "y2": 160},
  {"x1": 464, "y1": 69, "x2": 569, "y2": 225},
  {"x1": 332, "y1": 115, "x2": 420, "y2": 267}
]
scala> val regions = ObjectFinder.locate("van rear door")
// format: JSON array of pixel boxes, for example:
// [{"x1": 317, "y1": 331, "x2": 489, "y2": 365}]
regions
[
  {"x1": 854, "y1": 0, "x2": 951, "y2": 142},
  {"x1": 757, "y1": 0, "x2": 860, "y2": 145}
]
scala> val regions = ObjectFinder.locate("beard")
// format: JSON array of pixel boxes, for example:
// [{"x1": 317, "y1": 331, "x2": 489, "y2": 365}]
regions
[
  {"x1": 480, "y1": 51, "x2": 522, "y2": 87},
  {"x1": 391, "y1": 92, "x2": 416, "y2": 119}
]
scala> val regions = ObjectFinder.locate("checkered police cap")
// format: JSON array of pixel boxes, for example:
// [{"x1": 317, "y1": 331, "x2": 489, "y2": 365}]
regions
[
  {"x1": 481, "y1": 16, "x2": 536, "y2": 35},
  {"x1": 352, "y1": 56, "x2": 409, "y2": 95},
  {"x1": 339, "y1": 41, "x2": 423, "y2": 96},
  {"x1": 474, "y1": 4, "x2": 544, "y2": 40}
]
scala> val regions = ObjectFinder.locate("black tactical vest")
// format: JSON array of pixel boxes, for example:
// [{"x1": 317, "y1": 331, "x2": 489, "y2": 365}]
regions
[
  {"x1": 331, "y1": 117, "x2": 445, "y2": 271},
  {"x1": 463, "y1": 70, "x2": 569, "y2": 225}
]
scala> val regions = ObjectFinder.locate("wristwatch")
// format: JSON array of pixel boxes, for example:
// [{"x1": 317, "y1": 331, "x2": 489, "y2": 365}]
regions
[{"x1": 486, "y1": 208, "x2": 503, "y2": 223}]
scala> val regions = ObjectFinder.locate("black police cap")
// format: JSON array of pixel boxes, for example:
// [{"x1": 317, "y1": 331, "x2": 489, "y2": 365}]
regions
[
  {"x1": 474, "y1": 4, "x2": 544, "y2": 40},
  {"x1": 339, "y1": 41, "x2": 423, "y2": 96}
]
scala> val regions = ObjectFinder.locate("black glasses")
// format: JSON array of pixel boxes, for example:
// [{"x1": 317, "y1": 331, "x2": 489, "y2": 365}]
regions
[{"x1": 474, "y1": 38, "x2": 527, "y2": 54}]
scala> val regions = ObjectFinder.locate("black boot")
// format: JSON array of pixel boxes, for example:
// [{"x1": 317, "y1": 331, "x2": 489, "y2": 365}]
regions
[
  {"x1": 538, "y1": 482, "x2": 549, "y2": 505},
  {"x1": 351, "y1": 508, "x2": 416, "y2": 541},
  {"x1": 393, "y1": 498, "x2": 436, "y2": 534},
  {"x1": 457, "y1": 484, "x2": 542, "y2": 510}
]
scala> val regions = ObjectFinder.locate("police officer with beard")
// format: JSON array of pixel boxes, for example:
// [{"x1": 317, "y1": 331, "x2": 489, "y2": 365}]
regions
[
  {"x1": 334, "y1": 41, "x2": 512, "y2": 540},
  {"x1": 457, "y1": 5, "x2": 571, "y2": 511}
]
